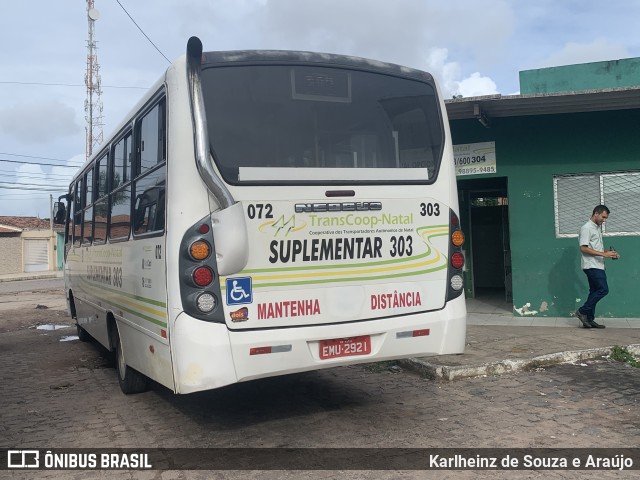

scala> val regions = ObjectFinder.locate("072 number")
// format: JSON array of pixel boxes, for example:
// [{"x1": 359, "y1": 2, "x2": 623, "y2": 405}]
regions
[{"x1": 247, "y1": 203, "x2": 273, "y2": 219}]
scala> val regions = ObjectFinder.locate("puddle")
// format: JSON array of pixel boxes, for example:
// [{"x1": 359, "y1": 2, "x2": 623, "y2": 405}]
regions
[
  {"x1": 60, "y1": 335, "x2": 79, "y2": 342},
  {"x1": 36, "y1": 324, "x2": 71, "y2": 331}
]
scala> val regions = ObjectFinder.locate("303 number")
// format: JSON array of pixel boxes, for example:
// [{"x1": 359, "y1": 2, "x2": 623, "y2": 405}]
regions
[
  {"x1": 112, "y1": 267, "x2": 123, "y2": 288},
  {"x1": 420, "y1": 202, "x2": 440, "y2": 216},
  {"x1": 390, "y1": 236, "x2": 413, "y2": 257}
]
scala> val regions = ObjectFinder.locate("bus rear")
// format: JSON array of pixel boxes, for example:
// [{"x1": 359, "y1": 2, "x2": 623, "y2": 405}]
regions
[{"x1": 171, "y1": 44, "x2": 466, "y2": 392}]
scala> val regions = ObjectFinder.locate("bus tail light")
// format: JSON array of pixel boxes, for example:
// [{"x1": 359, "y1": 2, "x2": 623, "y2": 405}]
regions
[
  {"x1": 451, "y1": 230, "x2": 465, "y2": 247},
  {"x1": 450, "y1": 274, "x2": 464, "y2": 291},
  {"x1": 179, "y1": 216, "x2": 225, "y2": 323},
  {"x1": 193, "y1": 266, "x2": 214, "y2": 286},
  {"x1": 196, "y1": 293, "x2": 217, "y2": 313},
  {"x1": 190, "y1": 240, "x2": 211, "y2": 260},
  {"x1": 446, "y1": 209, "x2": 465, "y2": 301},
  {"x1": 451, "y1": 252, "x2": 465, "y2": 269}
]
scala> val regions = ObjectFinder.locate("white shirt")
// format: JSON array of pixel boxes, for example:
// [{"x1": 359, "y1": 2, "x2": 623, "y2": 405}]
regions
[{"x1": 579, "y1": 219, "x2": 605, "y2": 270}]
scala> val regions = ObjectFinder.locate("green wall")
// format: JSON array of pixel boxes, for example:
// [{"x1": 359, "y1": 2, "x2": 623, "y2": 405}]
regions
[
  {"x1": 451, "y1": 109, "x2": 640, "y2": 317},
  {"x1": 520, "y1": 58, "x2": 640, "y2": 94}
]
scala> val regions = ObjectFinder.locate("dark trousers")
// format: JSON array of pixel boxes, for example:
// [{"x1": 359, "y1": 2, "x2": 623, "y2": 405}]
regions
[{"x1": 579, "y1": 268, "x2": 609, "y2": 320}]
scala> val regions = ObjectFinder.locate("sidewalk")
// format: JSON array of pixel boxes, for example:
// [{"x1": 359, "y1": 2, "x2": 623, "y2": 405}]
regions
[
  {"x1": 0, "y1": 271, "x2": 63, "y2": 282},
  {"x1": 401, "y1": 296, "x2": 640, "y2": 380}
]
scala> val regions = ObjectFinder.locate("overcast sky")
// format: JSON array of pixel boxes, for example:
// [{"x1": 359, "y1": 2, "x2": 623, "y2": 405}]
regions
[{"x1": 0, "y1": 0, "x2": 638, "y2": 218}]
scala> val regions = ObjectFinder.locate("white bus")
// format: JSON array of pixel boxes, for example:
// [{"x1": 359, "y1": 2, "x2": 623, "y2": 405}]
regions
[{"x1": 55, "y1": 37, "x2": 466, "y2": 394}]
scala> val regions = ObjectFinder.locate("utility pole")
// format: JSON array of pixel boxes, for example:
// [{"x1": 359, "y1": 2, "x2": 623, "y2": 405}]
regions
[{"x1": 85, "y1": 0, "x2": 104, "y2": 159}]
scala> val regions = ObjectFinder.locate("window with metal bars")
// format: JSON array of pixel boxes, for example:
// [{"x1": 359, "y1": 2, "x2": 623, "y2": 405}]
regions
[{"x1": 553, "y1": 171, "x2": 640, "y2": 237}]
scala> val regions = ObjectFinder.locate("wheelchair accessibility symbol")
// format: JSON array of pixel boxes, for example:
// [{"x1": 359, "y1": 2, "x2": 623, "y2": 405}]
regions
[{"x1": 226, "y1": 277, "x2": 253, "y2": 306}]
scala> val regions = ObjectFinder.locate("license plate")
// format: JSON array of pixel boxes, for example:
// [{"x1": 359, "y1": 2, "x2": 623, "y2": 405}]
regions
[{"x1": 319, "y1": 335, "x2": 371, "y2": 360}]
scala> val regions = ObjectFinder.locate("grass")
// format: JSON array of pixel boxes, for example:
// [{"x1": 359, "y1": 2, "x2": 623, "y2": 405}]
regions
[{"x1": 609, "y1": 346, "x2": 640, "y2": 368}]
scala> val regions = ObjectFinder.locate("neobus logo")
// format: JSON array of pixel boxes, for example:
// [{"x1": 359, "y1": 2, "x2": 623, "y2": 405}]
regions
[{"x1": 294, "y1": 202, "x2": 382, "y2": 213}]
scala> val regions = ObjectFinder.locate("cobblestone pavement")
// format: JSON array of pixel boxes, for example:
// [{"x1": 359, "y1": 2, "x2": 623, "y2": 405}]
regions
[{"x1": 1, "y1": 301, "x2": 639, "y2": 479}]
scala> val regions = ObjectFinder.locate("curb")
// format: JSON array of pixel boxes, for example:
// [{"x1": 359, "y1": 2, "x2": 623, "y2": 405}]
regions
[
  {"x1": 400, "y1": 344, "x2": 640, "y2": 381},
  {"x1": 0, "y1": 273, "x2": 63, "y2": 283}
]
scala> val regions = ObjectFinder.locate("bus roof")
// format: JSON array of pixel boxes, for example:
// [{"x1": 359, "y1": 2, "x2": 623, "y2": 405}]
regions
[{"x1": 201, "y1": 50, "x2": 434, "y2": 83}]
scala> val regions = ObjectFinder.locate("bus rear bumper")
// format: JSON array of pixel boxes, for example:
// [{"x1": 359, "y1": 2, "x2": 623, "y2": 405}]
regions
[
  {"x1": 172, "y1": 296, "x2": 465, "y2": 393},
  {"x1": 229, "y1": 295, "x2": 466, "y2": 383}
]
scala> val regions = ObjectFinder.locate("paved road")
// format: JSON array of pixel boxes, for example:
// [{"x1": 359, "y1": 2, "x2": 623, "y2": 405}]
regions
[
  {"x1": 0, "y1": 278, "x2": 65, "y2": 315},
  {"x1": 0, "y1": 277, "x2": 64, "y2": 294},
  {"x1": 1, "y1": 284, "x2": 639, "y2": 479}
]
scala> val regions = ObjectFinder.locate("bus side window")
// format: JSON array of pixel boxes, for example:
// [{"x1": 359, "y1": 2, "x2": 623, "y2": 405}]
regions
[
  {"x1": 137, "y1": 100, "x2": 166, "y2": 177},
  {"x1": 73, "y1": 179, "x2": 83, "y2": 247},
  {"x1": 133, "y1": 97, "x2": 166, "y2": 237},
  {"x1": 109, "y1": 187, "x2": 132, "y2": 241},
  {"x1": 85, "y1": 169, "x2": 93, "y2": 207},
  {"x1": 94, "y1": 199, "x2": 108, "y2": 244},
  {"x1": 133, "y1": 167, "x2": 166, "y2": 236},
  {"x1": 94, "y1": 154, "x2": 109, "y2": 244},
  {"x1": 96, "y1": 155, "x2": 108, "y2": 198},
  {"x1": 109, "y1": 130, "x2": 133, "y2": 242},
  {"x1": 82, "y1": 169, "x2": 94, "y2": 245},
  {"x1": 112, "y1": 131, "x2": 132, "y2": 189},
  {"x1": 63, "y1": 198, "x2": 71, "y2": 243},
  {"x1": 82, "y1": 206, "x2": 94, "y2": 245}
]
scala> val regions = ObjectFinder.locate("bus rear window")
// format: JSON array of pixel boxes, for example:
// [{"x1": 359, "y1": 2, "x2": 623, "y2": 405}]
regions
[{"x1": 201, "y1": 65, "x2": 443, "y2": 183}]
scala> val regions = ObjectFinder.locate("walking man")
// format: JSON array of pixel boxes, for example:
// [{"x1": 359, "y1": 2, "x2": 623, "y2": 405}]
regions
[{"x1": 576, "y1": 205, "x2": 619, "y2": 329}]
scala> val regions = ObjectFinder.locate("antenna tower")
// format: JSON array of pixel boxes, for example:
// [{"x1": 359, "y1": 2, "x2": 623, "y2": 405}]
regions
[{"x1": 85, "y1": 0, "x2": 104, "y2": 159}]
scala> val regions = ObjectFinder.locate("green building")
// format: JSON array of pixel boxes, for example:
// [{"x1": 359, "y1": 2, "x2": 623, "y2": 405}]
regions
[{"x1": 446, "y1": 58, "x2": 640, "y2": 320}]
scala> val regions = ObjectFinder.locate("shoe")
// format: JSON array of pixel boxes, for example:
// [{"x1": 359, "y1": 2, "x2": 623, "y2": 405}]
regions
[
  {"x1": 588, "y1": 320, "x2": 605, "y2": 329},
  {"x1": 575, "y1": 310, "x2": 591, "y2": 328}
]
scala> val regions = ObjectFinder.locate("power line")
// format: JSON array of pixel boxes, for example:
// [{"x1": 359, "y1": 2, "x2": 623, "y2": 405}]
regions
[
  {"x1": 0, "y1": 185, "x2": 66, "y2": 192},
  {"x1": 0, "y1": 190, "x2": 55, "y2": 193},
  {"x1": 0, "y1": 181, "x2": 69, "y2": 188},
  {"x1": 0, "y1": 152, "x2": 83, "y2": 164},
  {"x1": 0, "y1": 159, "x2": 81, "y2": 169},
  {"x1": 0, "y1": 191, "x2": 64, "y2": 195},
  {"x1": 0, "y1": 181, "x2": 67, "y2": 188},
  {"x1": 0, "y1": 191, "x2": 67, "y2": 197},
  {"x1": 0, "y1": 169, "x2": 74, "y2": 179},
  {"x1": 0, "y1": 174, "x2": 74, "y2": 183},
  {"x1": 0, "y1": 197, "x2": 55, "y2": 202},
  {"x1": 0, "y1": 81, "x2": 147, "y2": 90},
  {"x1": 115, "y1": 0, "x2": 171, "y2": 64}
]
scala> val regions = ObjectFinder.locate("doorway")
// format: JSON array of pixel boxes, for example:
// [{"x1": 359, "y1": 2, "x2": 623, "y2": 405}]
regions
[{"x1": 458, "y1": 177, "x2": 512, "y2": 304}]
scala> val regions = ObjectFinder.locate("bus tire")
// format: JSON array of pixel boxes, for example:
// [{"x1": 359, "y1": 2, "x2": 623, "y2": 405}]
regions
[
  {"x1": 76, "y1": 324, "x2": 90, "y2": 342},
  {"x1": 113, "y1": 324, "x2": 149, "y2": 394}
]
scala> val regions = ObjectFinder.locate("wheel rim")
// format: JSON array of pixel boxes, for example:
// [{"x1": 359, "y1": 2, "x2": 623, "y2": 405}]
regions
[{"x1": 117, "y1": 336, "x2": 126, "y2": 381}]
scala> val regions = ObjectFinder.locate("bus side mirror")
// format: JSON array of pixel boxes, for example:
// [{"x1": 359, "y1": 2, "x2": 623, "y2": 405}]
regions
[{"x1": 53, "y1": 202, "x2": 66, "y2": 225}]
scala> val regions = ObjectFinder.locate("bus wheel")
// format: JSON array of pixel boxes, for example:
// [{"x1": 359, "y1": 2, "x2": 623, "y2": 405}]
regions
[
  {"x1": 113, "y1": 325, "x2": 149, "y2": 394},
  {"x1": 76, "y1": 324, "x2": 90, "y2": 342}
]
